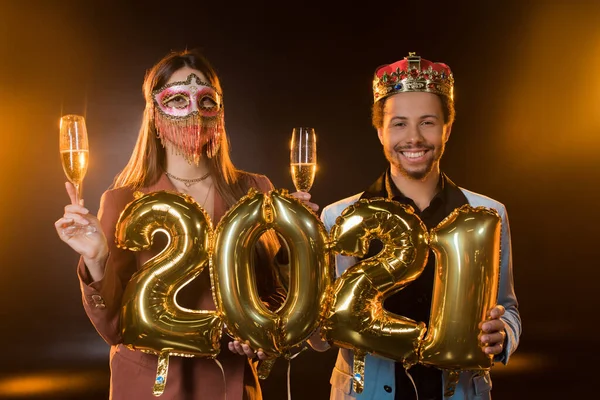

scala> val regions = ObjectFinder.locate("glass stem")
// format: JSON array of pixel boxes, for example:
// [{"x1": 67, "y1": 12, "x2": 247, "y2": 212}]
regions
[{"x1": 74, "y1": 183, "x2": 81, "y2": 205}]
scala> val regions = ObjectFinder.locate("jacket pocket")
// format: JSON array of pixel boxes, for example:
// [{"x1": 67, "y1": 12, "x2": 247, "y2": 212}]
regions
[
  {"x1": 472, "y1": 372, "x2": 492, "y2": 397},
  {"x1": 113, "y1": 344, "x2": 158, "y2": 369}
]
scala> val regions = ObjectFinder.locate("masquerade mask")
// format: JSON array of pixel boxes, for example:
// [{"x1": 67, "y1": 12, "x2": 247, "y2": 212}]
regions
[
  {"x1": 153, "y1": 73, "x2": 222, "y2": 118},
  {"x1": 152, "y1": 73, "x2": 224, "y2": 164}
]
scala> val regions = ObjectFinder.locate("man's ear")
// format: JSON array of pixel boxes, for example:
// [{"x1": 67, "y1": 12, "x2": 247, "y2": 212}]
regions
[
  {"x1": 444, "y1": 123, "x2": 453, "y2": 143},
  {"x1": 377, "y1": 128, "x2": 384, "y2": 145}
]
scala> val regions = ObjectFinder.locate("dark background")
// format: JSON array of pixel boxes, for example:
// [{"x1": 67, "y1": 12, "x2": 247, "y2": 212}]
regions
[{"x1": 0, "y1": 0, "x2": 598, "y2": 398}]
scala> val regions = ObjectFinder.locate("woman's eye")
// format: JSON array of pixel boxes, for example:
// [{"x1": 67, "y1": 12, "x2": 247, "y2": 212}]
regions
[
  {"x1": 199, "y1": 96, "x2": 217, "y2": 109},
  {"x1": 165, "y1": 95, "x2": 189, "y2": 109}
]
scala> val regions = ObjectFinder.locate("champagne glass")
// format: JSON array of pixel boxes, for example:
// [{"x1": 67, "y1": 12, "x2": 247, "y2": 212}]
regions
[
  {"x1": 59, "y1": 114, "x2": 96, "y2": 235},
  {"x1": 290, "y1": 127, "x2": 317, "y2": 192}
]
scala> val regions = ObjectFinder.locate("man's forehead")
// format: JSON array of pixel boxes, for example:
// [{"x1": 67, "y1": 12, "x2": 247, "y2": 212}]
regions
[{"x1": 383, "y1": 93, "x2": 443, "y2": 113}]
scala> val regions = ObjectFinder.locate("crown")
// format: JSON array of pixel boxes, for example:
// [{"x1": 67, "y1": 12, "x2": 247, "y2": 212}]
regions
[{"x1": 372, "y1": 53, "x2": 454, "y2": 103}]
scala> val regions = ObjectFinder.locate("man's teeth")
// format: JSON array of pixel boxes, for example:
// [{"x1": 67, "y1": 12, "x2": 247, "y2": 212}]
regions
[{"x1": 402, "y1": 151, "x2": 426, "y2": 158}]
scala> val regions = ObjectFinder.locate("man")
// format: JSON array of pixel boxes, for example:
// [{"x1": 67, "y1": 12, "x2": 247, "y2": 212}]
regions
[{"x1": 310, "y1": 53, "x2": 521, "y2": 399}]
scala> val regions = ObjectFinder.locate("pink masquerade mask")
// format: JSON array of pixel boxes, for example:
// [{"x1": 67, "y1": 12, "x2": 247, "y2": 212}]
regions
[{"x1": 152, "y1": 73, "x2": 224, "y2": 164}]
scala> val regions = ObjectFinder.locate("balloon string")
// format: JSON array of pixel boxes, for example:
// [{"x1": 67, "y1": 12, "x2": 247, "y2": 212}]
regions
[
  {"x1": 214, "y1": 358, "x2": 227, "y2": 400},
  {"x1": 404, "y1": 367, "x2": 418, "y2": 400},
  {"x1": 287, "y1": 358, "x2": 292, "y2": 400},
  {"x1": 286, "y1": 347, "x2": 306, "y2": 400}
]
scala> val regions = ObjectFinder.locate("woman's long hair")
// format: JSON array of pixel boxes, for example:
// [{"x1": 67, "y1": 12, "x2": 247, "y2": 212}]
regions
[
  {"x1": 113, "y1": 49, "x2": 249, "y2": 209},
  {"x1": 112, "y1": 49, "x2": 285, "y2": 303}
]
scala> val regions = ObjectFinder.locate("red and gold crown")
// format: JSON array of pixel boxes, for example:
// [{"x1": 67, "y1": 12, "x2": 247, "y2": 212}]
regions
[{"x1": 372, "y1": 52, "x2": 454, "y2": 103}]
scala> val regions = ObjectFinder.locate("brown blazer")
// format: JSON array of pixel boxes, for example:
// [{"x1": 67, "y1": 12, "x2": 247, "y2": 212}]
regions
[{"x1": 77, "y1": 172, "x2": 286, "y2": 400}]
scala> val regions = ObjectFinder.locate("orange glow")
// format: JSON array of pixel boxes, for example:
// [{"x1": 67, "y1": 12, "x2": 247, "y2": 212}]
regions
[
  {"x1": 0, "y1": 370, "x2": 106, "y2": 397},
  {"x1": 499, "y1": 2, "x2": 600, "y2": 166},
  {"x1": 492, "y1": 352, "x2": 553, "y2": 374}
]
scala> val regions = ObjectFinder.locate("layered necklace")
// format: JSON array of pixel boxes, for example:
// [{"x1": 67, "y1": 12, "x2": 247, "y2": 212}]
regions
[
  {"x1": 164, "y1": 171, "x2": 211, "y2": 187},
  {"x1": 165, "y1": 170, "x2": 214, "y2": 209}
]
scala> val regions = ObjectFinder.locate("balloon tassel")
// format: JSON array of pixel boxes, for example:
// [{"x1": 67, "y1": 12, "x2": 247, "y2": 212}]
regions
[
  {"x1": 257, "y1": 358, "x2": 277, "y2": 380},
  {"x1": 152, "y1": 352, "x2": 170, "y2": 397},
  {"x1": 352, "y1": 351, "x2": 366, "y2": 394},
  {"x1": 444, "y1": 370, "x2": 460, "y2": 397}
]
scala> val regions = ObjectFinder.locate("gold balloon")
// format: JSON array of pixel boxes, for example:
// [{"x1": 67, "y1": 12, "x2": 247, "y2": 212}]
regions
[
  {"x1": 115, "y1": 190, "x2": 223, "y2": 396},
  {"x1": 322, "y1": 198, "x2": 429, "y2": 394},
  {"x1": 419, "y1": 205, "x2": 501, "y2": 397},
  {"x1": 212, "y1": 188, "x2": 332, "y2": 368}
]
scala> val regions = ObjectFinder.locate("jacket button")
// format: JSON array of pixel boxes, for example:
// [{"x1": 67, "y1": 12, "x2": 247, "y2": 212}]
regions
[
  {"x1": 384, "y1": 385, "x2": 392, "y2": 393},
  {"x1": 90, "y1": 295, "x2": 105, "y2": 308}
]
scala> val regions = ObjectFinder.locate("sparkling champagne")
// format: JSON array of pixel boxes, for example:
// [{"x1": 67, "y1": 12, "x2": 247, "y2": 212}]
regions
[
  {"x1": 61, "y1": 149, "x2": 89, "y2": 185},
  {"x1": 291, "y1": 163, "x2": 316, "y2": 192}
]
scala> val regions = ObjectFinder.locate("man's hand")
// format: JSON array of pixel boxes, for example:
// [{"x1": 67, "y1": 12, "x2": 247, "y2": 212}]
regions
[
  {"x1": 479, "y1": 305, "x2": 507, "y2": 355},
  {"x1": 290, "y1": 192, "x2": 319, "y2": 213}
]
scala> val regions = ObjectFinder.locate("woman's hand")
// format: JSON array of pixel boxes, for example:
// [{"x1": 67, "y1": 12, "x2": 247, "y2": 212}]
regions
[
  {"x1": 228, "y1": 340, "x2": 269, "y2": 360},
  {"x1": 55, "y1": 182, "x2": 109, "y2": 280}
]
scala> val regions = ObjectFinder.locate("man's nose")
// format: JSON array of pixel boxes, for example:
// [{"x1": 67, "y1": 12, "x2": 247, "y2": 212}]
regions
[{"x1": 405, "y1": 124, "x2": 424, "y2": 142}]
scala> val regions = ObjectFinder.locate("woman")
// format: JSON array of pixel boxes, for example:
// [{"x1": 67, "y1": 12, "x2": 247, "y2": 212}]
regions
[{"x1": 55, "y1": 49, "x2": 317, "y2": 400}]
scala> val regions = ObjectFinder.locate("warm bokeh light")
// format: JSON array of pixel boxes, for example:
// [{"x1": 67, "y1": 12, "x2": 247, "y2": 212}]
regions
[
  {"x1": 492, "y1": 352, "x2": 554, "y2": 375},
  {"x1": 1, "y1": 2, "x2": 598, "y2": 399},
  {"x1": 499, "y1": 2, "x2": 600, "y2": 166},
  {"x1": 0, "y1": 370, "x2": 107, "y2": 397}
]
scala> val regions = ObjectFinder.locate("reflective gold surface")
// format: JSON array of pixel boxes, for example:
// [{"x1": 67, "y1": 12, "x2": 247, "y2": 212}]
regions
[
  {"x1": 322, "y1": 198, "x2": 429, "y2": 393},
  {"x1": 115, "y1": 190, "x2": 223, "y2": 395},
  {"x1": 420, "y1": 205, "x2": 501, "y2": 372},
  {"x1": 213, "y1": 188, "x2": 331, "y2": 359}
]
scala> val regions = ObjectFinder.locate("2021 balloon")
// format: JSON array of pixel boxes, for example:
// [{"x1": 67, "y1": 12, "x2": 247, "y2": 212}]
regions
[
  {"x1": 114, "y1": 191, "x2": 502, "y2": 397},
  {"x1": 321, "y1": 198, "x2": 429, "y2": 393},
  {"x1": 212, "y1": 188, "x2": 332, "y2": 371},
  {"x1": 116, "y1": 190, "x2": 223, "y2": 396},
  {"x1": 420, "y1": 205, "x2": 501, "y2": 396}
]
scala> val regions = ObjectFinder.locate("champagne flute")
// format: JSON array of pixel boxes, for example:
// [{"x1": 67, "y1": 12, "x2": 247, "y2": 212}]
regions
[
  {"x1": 59, "y1": 114, "x2": 96, "y2": 235},
  {"x1": 290, "y1": 127, "x2": 317, "y2": 192}
]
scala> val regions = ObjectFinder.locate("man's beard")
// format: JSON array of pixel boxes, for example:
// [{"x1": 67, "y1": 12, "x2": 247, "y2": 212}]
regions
[{"x1": 384, "y1": 143, "x2": 444, "y2": 181}]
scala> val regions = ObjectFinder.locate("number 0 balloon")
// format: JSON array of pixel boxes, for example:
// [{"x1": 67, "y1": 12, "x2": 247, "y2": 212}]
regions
[{"x1": 212, "y1": 188, "x2": 332, "y2": 368}]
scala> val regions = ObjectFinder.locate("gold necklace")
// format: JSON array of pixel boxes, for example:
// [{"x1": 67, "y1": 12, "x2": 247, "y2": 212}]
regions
[
  {"x1": 201, "y1": 182, "x2": 214, "y2": 207},
  {"x1": 165, "y1": 171, "x2": 210, "y2": 187}
]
